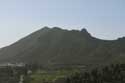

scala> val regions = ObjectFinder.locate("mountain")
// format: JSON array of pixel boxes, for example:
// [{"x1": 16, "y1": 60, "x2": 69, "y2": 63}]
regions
[{"x1": 0, "y1": 27, "x2": 125, "y2": 68}]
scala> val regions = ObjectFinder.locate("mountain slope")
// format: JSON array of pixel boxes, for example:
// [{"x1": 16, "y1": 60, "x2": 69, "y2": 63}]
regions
[{"x1": 0, "y1": 27, "x2": 125, "y2": 67}]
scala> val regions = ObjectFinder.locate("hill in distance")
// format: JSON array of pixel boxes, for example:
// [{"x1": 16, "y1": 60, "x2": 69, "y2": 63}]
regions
[{"x1": 0, "y1": 27, "x2": 125, "y2": 68}]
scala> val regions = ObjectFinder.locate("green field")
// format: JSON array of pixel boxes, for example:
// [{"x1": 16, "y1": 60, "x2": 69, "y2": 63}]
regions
[{"x1": 25, "y1": 69, "x2": 80, "y2": 83}]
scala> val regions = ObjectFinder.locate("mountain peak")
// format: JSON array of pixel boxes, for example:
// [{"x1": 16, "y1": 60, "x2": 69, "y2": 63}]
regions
[
  {"x1": 81, "y1": 28, "x2": 91, "y2": 37},
  {"x1": 81, "y1": 28, "x2": 88, "y2": 33},
  {"x1": 52, "y1": 27, "x2": 61, "y2": 29},
  {"x1": 41, "y1": 26, "x2": 50, "y2": 30}
]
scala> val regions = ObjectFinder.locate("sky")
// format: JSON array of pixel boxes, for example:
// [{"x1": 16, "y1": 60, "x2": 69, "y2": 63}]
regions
[{"x1": 0, "y1": 0, "x2": 125, "y2": 47}]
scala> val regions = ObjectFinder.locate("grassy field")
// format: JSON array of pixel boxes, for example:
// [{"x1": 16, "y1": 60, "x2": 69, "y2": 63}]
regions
[{"x1": 25, "y1": 69, "x2": 80, "y2": 83}]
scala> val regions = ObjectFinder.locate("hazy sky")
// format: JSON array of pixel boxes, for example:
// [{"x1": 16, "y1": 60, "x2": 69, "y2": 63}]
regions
[{"x1": 0, "y1": 0, "x2": 125, "y2": 47}]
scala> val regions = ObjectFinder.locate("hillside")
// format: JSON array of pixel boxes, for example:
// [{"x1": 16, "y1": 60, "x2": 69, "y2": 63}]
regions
[{"x1": 0, "y1": 27, "x2": 125, "y2": 68}]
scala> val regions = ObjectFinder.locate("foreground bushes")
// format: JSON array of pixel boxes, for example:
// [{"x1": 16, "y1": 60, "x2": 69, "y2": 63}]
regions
[{"x1": 66, "y1": 64, "x2": 125, "y2": 83}]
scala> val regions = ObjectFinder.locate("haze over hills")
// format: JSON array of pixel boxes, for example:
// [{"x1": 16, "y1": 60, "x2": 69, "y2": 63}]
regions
[{"x1": 0, "y1": 27, "x2": 125, "y2": 68}]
